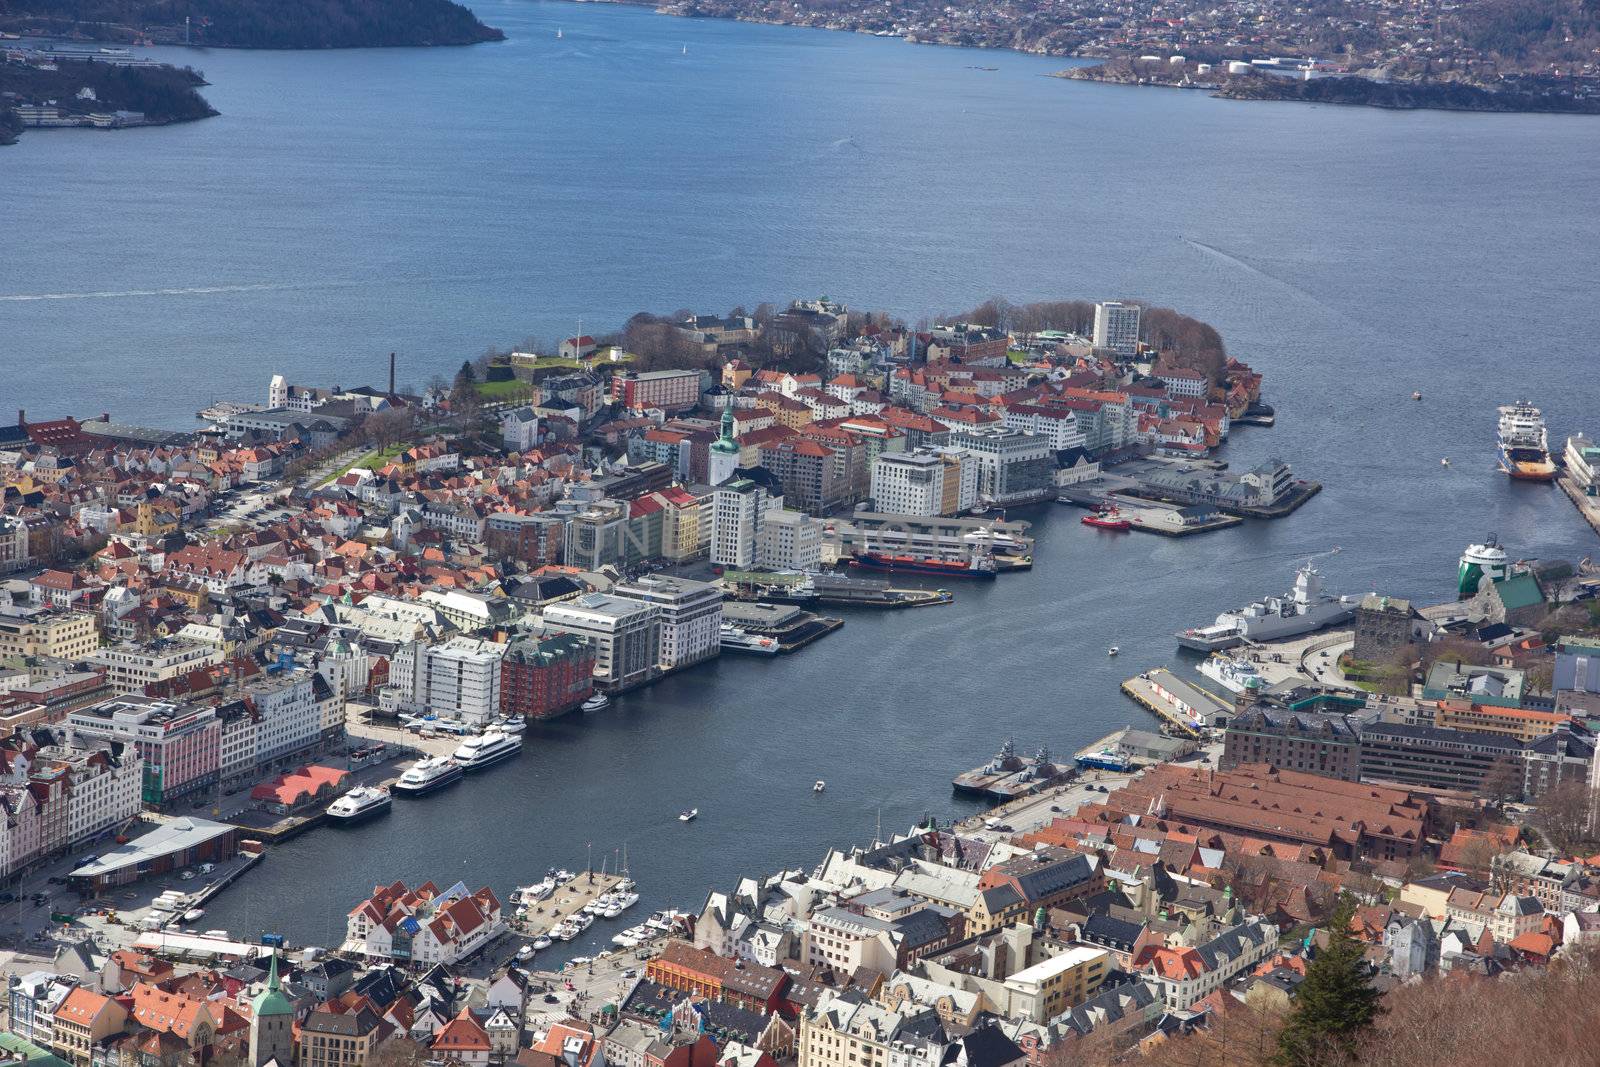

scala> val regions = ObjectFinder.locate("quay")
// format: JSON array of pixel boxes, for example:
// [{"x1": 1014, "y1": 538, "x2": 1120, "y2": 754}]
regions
[
  {"x1": 1072, "y1": 726, "x2": 1196, "y2": 772},
  {"x1": 511, "y1": 871, "x2": 624, "y2": 939},
  {"x1": 952, "y1": 739, "x2": 1075, "y2": 800},
  {"x1": 1119, "y1": 668, "x2": 1232, "y2": 737},
  {"x1": 1558, "y1": 473, "x2": 1600, "y2": 538}
]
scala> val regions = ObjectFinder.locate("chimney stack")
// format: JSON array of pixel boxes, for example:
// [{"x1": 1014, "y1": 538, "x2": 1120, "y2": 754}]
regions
[
  {"x1": 16, "y1": 409, "x2": 24, "y2": 428},
  {"x1": 389, "y1": 352, "x2": 396, "y2": 396}
]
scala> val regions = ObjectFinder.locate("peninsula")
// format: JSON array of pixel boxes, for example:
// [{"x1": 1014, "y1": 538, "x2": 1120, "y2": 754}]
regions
[
  {"x1": 0, "y1": 0, "x2": 503, "y2": 48},
  {"x1": 0, "y1": 53, "x2": 217, "y2": 145}
]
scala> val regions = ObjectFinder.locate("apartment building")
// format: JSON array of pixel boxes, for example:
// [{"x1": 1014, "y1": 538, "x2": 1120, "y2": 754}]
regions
[
  {"x1": 67, "y1": 697, "x2": 220, "y2": 806},
  {"x1": 871, "y1": 451, "x2": 944, "y2": 516},
  {"x1": 759, "y1": 509, "x2": 821, "y2": 571},
  {"x1": 501, "y1": 633, "x2": 595, "y2": 720},
  {"x1": 1141, "y1": 919, "x2": 1277, "y2": 1011},
  {"x1": 0, "y1": 605, "x2": 99, "y2": 662},
  {"x1": 1092, "y1": 301, "x2": 1141, "y2": 357},
  {"x1": 88, "y1": 641, "x2": 224, "y2": 695},
  {"x1": 1002, "y1": 945, "x2": 1112, "y2": 1022},
  {"x1": 424, "y1": 638, "x2": 507, "y2": 727}
]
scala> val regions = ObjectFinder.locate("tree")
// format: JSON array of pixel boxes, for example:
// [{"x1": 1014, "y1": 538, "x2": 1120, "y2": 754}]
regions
[
  {"x1": 1480, "y1": 757, "x2": 1525, "y2": 804},
  {"x1": 369, "y1": 1037, "x2": 430, "y2": 1067},
  {"x1": 1531, "y1": 779, "x2": 1596, "y2": 852},
  {"x1": 1275, "y1": 896, "x2": 1381, "y2": 1067},
  {"x1": 1524, "y1": 660, "x2": 1555, "y2": 694}
]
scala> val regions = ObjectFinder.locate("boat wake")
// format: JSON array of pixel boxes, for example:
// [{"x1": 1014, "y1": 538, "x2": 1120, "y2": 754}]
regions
[
  {"x1": 0, "y1": 281, "x2": 323, "y2": 302},
  {"x1": 1178, "y1": 235, "x2": 1333, "y2": 314}
]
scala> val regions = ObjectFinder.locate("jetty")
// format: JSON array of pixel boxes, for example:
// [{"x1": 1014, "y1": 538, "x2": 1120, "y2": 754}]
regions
[
  {"x1": 720, "y1": 601, "x2": 842, "y2": 652},
  {"x1": 511, "y1": 871, "x2": 625, "y2": 939},
  {"x1": 1120, "y1": 668, "x2": 1232, "y2": 737},
  {"x1": 952, "y1": 739, "x2": 1075, "y2": 801}
]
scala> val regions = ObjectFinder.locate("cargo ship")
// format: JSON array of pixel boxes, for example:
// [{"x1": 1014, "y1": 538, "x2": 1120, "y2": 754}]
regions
[
  {"x1": 849, "y1": 552, "x2": 997, "y2": 580},
  {"x1": 1497, "y1": 401, "x2": 1556, "y2": 481}
]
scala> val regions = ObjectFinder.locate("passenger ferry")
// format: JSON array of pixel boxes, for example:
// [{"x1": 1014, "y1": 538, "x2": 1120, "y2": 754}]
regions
[
  {"x1": 453, "y1": 730, "x2": 523, "y2": 771},
  {"x1": 327, "y1": 786, "x2": 393, "y2": 823},
  {"x1": 392, "y1": 756, "x2": 464, "y2": 797},
  {"x1": 720, "y1": 624, "x2": 780, "y2": 655},
  {"x1": 1497, "y1": 401, "x2": 1556, "y2": 481}
]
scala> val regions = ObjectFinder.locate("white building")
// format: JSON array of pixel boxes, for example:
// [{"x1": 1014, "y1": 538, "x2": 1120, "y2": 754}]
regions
[
  {"x1": 711, "y1": 479, "x2": 773, "y2": 570},
  {"x1": 541, "y1": 594, "x2": 661, "y2": 691},
  {"x1": 88, "y1": 641, "x2": 224, "y2": 695},
  {"x1": 759, "y1": 509, "x2": 821, "y2": 571},
  {"x1": 422, "y1": 638, "x2": 507, "y2": 727},
  {"x1": 244, "y1": 669, "x2": 331, "y2": 768},
  {"x1": 870, "y1": 452, "x2": 944, "y2": 516},
  {"x1": 1092, "y1": 301, "x2": 1141, "y2": 357},
  {"x1": 501, "y1": 406, "x2": 540, "y2": 452},
  {"x1": 612, "y1": 575, "x2": 722, "y2": 672},
  {"x1": 1002, "y1": 405, "x2": 1085, "y2": 450}
]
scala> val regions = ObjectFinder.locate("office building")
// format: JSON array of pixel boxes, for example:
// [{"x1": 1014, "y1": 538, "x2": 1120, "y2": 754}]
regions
[
  {"x1": 613, "y1": 575, "x2": 723, "y2": 671},
  {"x1": 1091, "y1": 301, "x2": 1141, "y2": 357},
  {"x1": 542, "y1": 594, "x2": 661, "y2": 691}
]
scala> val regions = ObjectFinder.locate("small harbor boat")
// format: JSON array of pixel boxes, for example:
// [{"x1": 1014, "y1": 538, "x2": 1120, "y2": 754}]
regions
[
  {"x1": 1441, "y1": 458, "x2": 1451, "y2": 467},
  {"x1": 327, "y1": 785, "x2": 393, "y2": 824},
  {"x1": 516, "y1": 944, "x2": 536, "y2": 961},
  {"x1": 679, "y1": 808, "x2": 698, "y2": 822},
  {"x1": 1081, "y1": 505, "x2": 1132, "y2": 531},
  {"x1": 813, "y1": 780, "x2": 826, "y2": 793},
  {"x1": 581, "y1": 693, "x2": 611, "y2": 713},
  {"x1": 1107, "y1": 646, "x2": 1120, "y2": 657},
  {"x1": 182, "y1": 908, "x2": 205, "y2": 923},
  {"x1": 531, "y1": 935, "x2": 552, "y2": 950},
  {"x1": 556, "y1": 27, "x2": 562, "y2": 38},
  {"x1": 1412, "y1": 391, "x2": 1423, "y2": 401},
  {"x1": 496, "y1": 715, "x2": 527, "y2": 735}
]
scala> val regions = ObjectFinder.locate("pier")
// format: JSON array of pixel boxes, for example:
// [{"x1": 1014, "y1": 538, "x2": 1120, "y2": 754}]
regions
[
  {"x1": 1119, "y1": 668, "x2": 1232, "y2": 737},
  {"x1": 511, "y1": 872, "x2": 625, "y2": 939},
  {"x1": 1058, "y1": 491, "x2": 1243, "y2": 536},
  {"x1": 721, "y1": 601, "x2": 843, "y2": 652},
  {"x1": 1558, "y1": 474, "x2": 1600, "y2": 538}
]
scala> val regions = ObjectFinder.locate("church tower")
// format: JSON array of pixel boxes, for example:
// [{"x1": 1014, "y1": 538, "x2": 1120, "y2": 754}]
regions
[
  {"x1": 249, "y1": 947, "x2": 295, "y2": 1067},
  {"x1": 709, "y1": 407, "x2": 740, "y2": 487}
]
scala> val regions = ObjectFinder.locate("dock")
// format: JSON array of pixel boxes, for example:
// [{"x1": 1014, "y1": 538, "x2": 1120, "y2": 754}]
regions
[
  {"x1": 1558, "y1": 474, "x2": 1600, "y2": 538},
  {"x1": 952, "y1": 739, "x2": 1076, "y2": 801},
  {"x1": 1120, "y1": 668, "x2": 1232, "y2": 737},
  {"x1": 1057, "y1": 491, "x2": 1243, "y2": 536},
  {"x1": 511, "y1": 872, "x2": 625, "y2": 939}
]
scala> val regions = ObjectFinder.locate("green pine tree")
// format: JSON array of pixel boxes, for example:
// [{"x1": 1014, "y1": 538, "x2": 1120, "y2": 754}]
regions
[{"x1": 1275, "y1": 895, "x2": 1383, "y2": 1066}]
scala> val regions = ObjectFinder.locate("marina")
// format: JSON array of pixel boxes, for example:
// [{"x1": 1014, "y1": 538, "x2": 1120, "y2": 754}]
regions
[{"x1": 509, "y1": 870, "x2": 627, "y2": 940}]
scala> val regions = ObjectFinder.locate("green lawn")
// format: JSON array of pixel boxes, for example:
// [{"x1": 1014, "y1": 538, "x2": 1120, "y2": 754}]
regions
[
  {"x1": 1007, "y1": 349, "x2": 1031, "y2": 364},
  {"x1": 473, "y1": 379, "x2": 536, "y2": 401}
]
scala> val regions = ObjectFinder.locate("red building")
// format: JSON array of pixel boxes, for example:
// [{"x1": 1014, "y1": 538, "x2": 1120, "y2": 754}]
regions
[
  {"x1": 500, "y1": 633, "x2": 595, "y2": 719},
  {"x1": 610, "y1": 370, "x2": 702, "y2": 413}
]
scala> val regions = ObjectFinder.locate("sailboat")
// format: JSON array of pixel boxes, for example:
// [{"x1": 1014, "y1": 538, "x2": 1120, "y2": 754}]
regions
[
  {"x1": 681, "y1": 44, "x2": 687, "y2": 55},
  {"x1": 556, "y1": 28, "x2": 563, "y2": 39}
]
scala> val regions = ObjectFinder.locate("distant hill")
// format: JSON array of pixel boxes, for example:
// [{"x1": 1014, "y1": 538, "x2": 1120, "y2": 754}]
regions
[{"x1": 0, "y1": 0, "x2": 504, "y2": 48}]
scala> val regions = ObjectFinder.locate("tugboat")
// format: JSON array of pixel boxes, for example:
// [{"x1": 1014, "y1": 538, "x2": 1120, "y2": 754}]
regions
[{"x1": 1081, "y1": 504, "x2": 1132, "y2": 531}]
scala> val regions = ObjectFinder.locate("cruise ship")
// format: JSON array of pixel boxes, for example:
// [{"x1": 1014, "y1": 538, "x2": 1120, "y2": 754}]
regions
[
  {"x1": 392, "y1": 756, "x2": 464, "y2": 797},
  {"x1": 1198, "y1": 654, "x2": 1265, "y2": 695},
  {"x1": 327, "y1": 786, "x2": 392, "y2": 824},
  {"x1": 1175, "y1": 563, "x2": 1359, "y2": 651},
  {"x1": 453, "y1": 730, "x2": 523, "y2": 771},
  {"x1": 1497, "y1": 401, "x2": 1556, "y2": 481}
]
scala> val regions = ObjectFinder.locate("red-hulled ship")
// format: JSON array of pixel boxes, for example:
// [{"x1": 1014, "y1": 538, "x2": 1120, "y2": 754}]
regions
[
  {"x1": 1081, "y1": 505, "x2": 1132, "y2": 531},
  {"x1": 849, "y1": 552, "x2": 998, "y2": 580}
]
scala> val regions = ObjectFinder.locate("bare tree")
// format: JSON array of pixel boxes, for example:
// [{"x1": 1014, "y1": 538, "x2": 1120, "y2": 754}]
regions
[{"x1": 1532, "y1": 780, "x2": 1596, "y2": 852}]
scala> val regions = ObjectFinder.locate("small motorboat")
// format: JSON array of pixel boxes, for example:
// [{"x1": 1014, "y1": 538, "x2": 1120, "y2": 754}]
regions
[
  {"x1": 1412, "y1": 391, "x2": 1423, "y2": 401},
  {"x1": 1107, "y1": 646, "x2": 1120, "y2": 657},
  {"x1": 517, "y1": 944, "x2": 536, "y2": 961},
  {"x1": 1081, "y1": 505, "x2": 1132, "y2": 531},
  {"x1": 581, "y1": 693, "x2": 610, "y2": 713},
  {"x1": 497, "y1": 716, "x2": 527, "y2": 735},
  {"x1": 1441, "y1": 458, "x2": 1451, "y2": 467},
  {"x1": 679, "y1": 808, "x2": 698, "y2": 822},
  {"x1": 813, "y1": 780, "x2": 826, "y2": 793},
  {"x1": 531, "y1": 935, "x2": 552, "y2": 950},
  {"x1": 182, "y1": 908, "x2": 205, "y2": 923}
]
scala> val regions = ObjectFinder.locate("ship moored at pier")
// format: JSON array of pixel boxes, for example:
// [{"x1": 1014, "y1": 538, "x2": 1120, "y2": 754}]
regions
[
  {"x1": 952, "y1": 739, "x2": 1075, "y2": 800},
  {"x1": 1174, "y1": 562, "x2": 1358, "y2": 651}
]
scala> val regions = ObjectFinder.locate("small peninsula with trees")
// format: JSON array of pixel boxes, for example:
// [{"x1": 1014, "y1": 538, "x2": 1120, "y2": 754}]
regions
[{"x1": 0, "y1": 55, "x2": 216, "y2": 145}]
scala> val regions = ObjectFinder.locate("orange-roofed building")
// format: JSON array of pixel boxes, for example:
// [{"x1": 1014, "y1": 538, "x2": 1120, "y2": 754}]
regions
[
  {"x1": 432, "y1": 1008, "x2": 492, "y2": 1067},
  {"x1": 52, "y1": 987, "x2": 129, "y2": 1066}
]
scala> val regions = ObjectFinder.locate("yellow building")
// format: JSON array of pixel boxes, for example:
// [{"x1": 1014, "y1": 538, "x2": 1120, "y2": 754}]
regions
[
  {"x1": 52, "y1": 988, "x2": 127, "y2": 1067},
  {"x1": 1435, "y1": 700, "x2": 1570, "y2": 743},
  {"x1": 1001, "y1": 946, "x2": 1112, "y2": 1022},
  {"x1": 0, "y1": 607, "x2": 99, "y2": 661}
]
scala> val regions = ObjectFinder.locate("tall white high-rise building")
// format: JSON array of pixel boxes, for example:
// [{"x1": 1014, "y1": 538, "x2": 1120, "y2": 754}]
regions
[
  {"x1": 711, "y1": 479, "x2": 772, "y2": 569},
  {"x1": 422, "y1": 637, "x2": 506, "y2": 726},
  {"x1": 613, "y1": 574, "x2": 722, "y2": 671},
  {"x1": 1092, "y1": 301, "x2": 1141, "y2": 357},
  {"x1": 869, "y1": 451, "x2": 944, "y2": 516},
  {"x1": 759, "y1": 509, "x2": 822, "y2": 571}
]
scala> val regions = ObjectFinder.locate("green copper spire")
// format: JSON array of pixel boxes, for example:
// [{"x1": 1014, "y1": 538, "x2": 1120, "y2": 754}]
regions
[
  {"x1": 251, "y1": 949, "x2": 294, "y2": 1018},
  {"x1": 711, "y1": 407, "x2": 738, "y2": 455}
]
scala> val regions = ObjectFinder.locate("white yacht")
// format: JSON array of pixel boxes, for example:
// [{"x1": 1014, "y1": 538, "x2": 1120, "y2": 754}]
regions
[
  {"x1": 531, "y1": 934, "x2": 553, "y2": 950},
  {"x1": 679, "y1": 808, "x2": 698, "y2": 822},
  {"x1": 813, "y1": 780, "x2": 826, "y2": 793},
  {"x1": 496, "y1": 716, "x2": 527, "y2": 735},
  {"x1": 327, "y1": 786, "x2": 393, "y2": 823},
  {"x1": 453, "y1": 730, "x2": 523, "y2": 771},
  {"x1": 1175, "y1": 562, "x2": 1358, "y2": 651},
  {"x1": 1198, "y1": 654, "x2": 1265, "y2": 695},
  {"x1": 392, "y1": 756, "x2": 463, "y2": 797},
  {"x1": 720, "y1": 624, "x2": 780, "y2": 655},
  {"x1": 581, "y1": 693, "x2": 611, "y2": 712}
]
